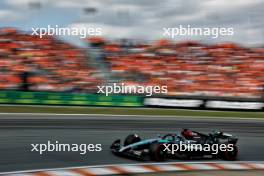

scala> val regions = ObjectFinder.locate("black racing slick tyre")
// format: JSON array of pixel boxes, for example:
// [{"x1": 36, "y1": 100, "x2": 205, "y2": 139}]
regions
[
  {"x1": 149, "y1": 143, "x2": 167, "y2": 161},
  {"x1": 124, "y1": 134, "x2": 141, "y2": 146},
  {"x1": 220, "y1": 145, "x2": 238, "y2": 161}
]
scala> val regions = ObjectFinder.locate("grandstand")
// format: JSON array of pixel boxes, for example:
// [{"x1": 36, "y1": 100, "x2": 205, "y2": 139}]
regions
[
  {"x1": 0, "y1": 28, "x2": 263, "y2": 98},
  {"x1": 103, "y1": 39, "x2": 264, "y2": 98},
  {"x1": 0, "y1": 28, "x2": 102, "y2": 92}
]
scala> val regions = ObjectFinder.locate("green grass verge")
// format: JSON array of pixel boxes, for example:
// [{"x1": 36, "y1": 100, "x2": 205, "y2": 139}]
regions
[{"x1": 0, "y1": 105, "x2": 263, "y2": 119}]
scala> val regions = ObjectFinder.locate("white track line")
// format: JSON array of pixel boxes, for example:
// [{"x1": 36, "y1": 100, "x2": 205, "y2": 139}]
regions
[{"x1": 0, "y1": 112, "x2": 263, "y2": 121}]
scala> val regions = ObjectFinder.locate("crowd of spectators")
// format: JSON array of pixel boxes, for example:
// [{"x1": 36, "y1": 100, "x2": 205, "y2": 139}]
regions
[
  {"x1": 0, "y1": 28, "x2": 263, "y2": 98},
  {"x1": 0, "y1": 28, "x2": 101, "y2": 93},
  {"x1": 102, "y1": 39, "x2": 264, "y2": 98}
]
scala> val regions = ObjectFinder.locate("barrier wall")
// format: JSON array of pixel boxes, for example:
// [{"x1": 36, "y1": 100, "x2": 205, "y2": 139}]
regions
[
  {"x1": 0, "y1": 91, "x2": 143, "y2": 107},
  {"x1": 144, "y1": 97, "x2": 264, "y2": 111},
  {"x1": 0, "y1": 91, "x2": 263, "y2": 110}
]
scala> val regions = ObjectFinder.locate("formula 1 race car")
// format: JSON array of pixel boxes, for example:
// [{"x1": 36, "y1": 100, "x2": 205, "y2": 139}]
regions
[{"x1": 110, "y1": 129, "x2": 238, "y2": 161}]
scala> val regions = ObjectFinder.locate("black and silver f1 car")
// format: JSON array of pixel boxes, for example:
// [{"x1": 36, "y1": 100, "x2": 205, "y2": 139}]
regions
[{"x1": 110, "y1": 129, "x2": 238, "y2": 161}]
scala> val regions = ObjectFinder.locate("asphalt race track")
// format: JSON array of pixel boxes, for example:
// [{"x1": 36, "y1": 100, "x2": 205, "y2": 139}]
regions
[{"x1": 0, "y1": 114, "x2": 264, "y2": 173}]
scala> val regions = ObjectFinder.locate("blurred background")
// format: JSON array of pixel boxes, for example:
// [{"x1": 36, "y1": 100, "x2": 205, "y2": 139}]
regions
[
  {"x1": 0, "y1": 0, "x2": 263, "y2": 104},
  {"x1": 0, "y1": 1, "x2": 264, "y2": 174}
]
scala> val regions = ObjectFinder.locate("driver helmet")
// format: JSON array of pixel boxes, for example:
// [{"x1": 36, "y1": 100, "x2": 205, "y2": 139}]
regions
[{"x1": 181, "y1": 129, "x2": 195, "y2": 139}]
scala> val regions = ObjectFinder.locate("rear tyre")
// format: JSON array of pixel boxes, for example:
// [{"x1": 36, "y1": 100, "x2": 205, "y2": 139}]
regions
[
  {"x1": 149, "y1": 143, "x2": 167, "y2": 161},
  {"x1": 124, "y1": 134, "x2": 141, "y2": 146},
  {"x1": 220, "y1": 145, "x2": 238, "y2": 161}
]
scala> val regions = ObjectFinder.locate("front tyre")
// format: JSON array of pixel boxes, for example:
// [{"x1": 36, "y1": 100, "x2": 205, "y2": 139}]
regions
[
  {"x1": 124, "y1": 134, "x2": 141, "y2": 146},
  {"x1": 149, "y1": 143, "x2": 167, "y2": 161},
  {"x1": 110, "y1": 139, "x2": 121, "y2": 151}
]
